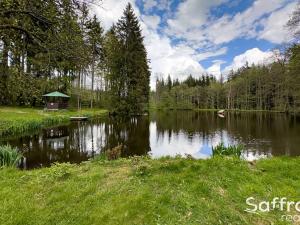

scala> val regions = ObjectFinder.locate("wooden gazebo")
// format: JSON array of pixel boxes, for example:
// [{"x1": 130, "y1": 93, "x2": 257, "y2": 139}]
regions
[{"x1": 43, "y1": 91, "x2": 70, "y2": 110}]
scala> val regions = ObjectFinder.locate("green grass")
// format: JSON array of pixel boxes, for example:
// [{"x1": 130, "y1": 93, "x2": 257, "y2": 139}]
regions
[
  {"x1": 0, "y1": 145, "x2": 22, "y2": 167},
  {"x1": 0, "y1": 107, "x2": 107, "y2": 137},
  {"x1": 0, "y1": 157, "x2": 299, "y2": 225}
]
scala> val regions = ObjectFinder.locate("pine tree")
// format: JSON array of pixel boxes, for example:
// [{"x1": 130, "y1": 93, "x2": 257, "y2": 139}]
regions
[
  {"x1": 104, "y1": 25, "x2": 127, "y2": 113},
  {"x1": 115, "y1": 3, "x2": 150, "y2": 115},
  {"x1": 167, "y1": 75, "x2": 172, "y2": 91},
  {"x1": 86, "y1": 15, "x2": 104, "y2": 108}
]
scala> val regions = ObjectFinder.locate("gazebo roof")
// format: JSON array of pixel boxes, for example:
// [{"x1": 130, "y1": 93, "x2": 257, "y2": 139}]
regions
[{"x1": 43, "y1": 91, "x2": 70, "y2": 98}]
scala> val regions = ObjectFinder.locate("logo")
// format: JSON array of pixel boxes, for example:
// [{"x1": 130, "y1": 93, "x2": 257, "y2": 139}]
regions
[{"x1": 245, "y1": 197, "x2": 300, "y2": 222}]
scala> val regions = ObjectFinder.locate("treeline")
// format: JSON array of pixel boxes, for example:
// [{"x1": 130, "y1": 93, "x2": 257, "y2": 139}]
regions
[
  {"x1": 0, "y1": 0, "x2": 150, "y2": 115},
  {"x1": 152, "y1": 3, "x2": 300, "y2": 113},
  {"x1": 151, "y1": 45, "x2": 300, "y2": 112},
  {"x1": 153, "y1": 74, "x2": 220, "y2": 109},
  {"x1": 152, "y1": 47, "x2": 300, "y2": 112}
]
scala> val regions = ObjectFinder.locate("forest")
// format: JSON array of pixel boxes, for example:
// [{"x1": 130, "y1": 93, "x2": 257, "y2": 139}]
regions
[
  {"x1": 1, "y1": 0, "x2": 300, "y2": 113},
  {"x1": 0, "y1": 0, "x2": 150, "y2": 115},
  {"x1": 152, "y1": 49, "x2": 300, "y2": 112}
]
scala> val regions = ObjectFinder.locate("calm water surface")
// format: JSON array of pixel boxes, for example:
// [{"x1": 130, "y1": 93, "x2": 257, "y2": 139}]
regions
[{"x1": 1, "y1": 111, "x2": 300, "y2": 169}]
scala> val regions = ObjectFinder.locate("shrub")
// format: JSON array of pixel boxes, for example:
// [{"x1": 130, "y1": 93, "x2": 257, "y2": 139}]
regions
[
  {"x1": 45, "y1": 163, "x2": 74, "y2": 180},
  {"x1": 131, "y1": 156, "x2": 151, "y2": 176},
  {"x1": 212, "y1": 143, "x2": 243, "y2": 158},
  {"x1": 106, "y1": 145, "x2": 122, "y2": 160},
  {"x1": 0, "y1": 145, "x2": 23, "y2": 168}
]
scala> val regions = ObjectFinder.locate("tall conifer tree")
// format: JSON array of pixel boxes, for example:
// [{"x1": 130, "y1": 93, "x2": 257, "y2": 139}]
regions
[
  {"x1": 104, "y1": 25, "x2": 127, "y2": 113},
  {"x1": 115, "y1": 3, "x2": 150, "y2": 115}
]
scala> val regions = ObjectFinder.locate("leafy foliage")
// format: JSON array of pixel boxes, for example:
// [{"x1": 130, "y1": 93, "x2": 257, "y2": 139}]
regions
[
  {"x1": 0, "y1": 145, "x2": 22, "y2": 167},
  {"x1": 212, "y1": 143, "x2": 243, "y2": 158},
  {"x1": 0, "y1": 0, "x2": 105, "y2": 108}
]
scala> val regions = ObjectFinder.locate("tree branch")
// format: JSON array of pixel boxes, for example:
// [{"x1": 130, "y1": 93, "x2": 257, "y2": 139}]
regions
[
  {"x1": 0, "y1": 25, "x2": 44, "y2": 44},
  {"x1": 0, "y1": 10, "x2": 51, "y2": 26}
]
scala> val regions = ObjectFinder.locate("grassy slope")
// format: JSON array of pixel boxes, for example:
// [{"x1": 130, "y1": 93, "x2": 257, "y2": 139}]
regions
[
  {"x1": 0, "y1": 157, "x2": 299, "y2": 225},
  {"x1": 0, "y1": 107, "x2": 107, "y2": 137}
]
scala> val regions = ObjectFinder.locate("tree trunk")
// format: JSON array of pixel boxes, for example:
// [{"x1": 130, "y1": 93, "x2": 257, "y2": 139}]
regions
[
  {"x1": 0, "y1": 37, "x2": 9, "y2": 104},
  {"x1": 91, "y1": 53, "x2": 95, "y2": 108},
  {"x1": 77, "y1": 69, "x2": 81, "y2": 111}
]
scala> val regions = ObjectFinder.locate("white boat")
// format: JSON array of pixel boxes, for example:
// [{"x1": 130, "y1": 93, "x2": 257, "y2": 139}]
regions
[
  {"x1": 70, "y1": 116, "x2": 88, "y2": 121},
  {"x1": 218, "y1": 110, "x2": 225, "y2": 114},
  {"x1": 218, "y1": 113, "x2": 225, "y2": 118}
]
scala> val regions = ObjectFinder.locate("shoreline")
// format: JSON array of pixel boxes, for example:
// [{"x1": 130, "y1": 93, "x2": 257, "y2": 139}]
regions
[
  {"x1": 0, "y1": 107, "x2": 107, "y2": 137},
  {"x1": 1, "y1": 106, "x2": 297, "y2": 138},
  {"x1": 151, "y1": 108, "x2": 290, "y2": 113}
]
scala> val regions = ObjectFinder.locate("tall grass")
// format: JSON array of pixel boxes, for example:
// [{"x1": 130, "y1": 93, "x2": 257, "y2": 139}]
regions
[
  {"x1": 0, "y1": 145, "x2": 23, "y2": 168},
  {"x1": 0, "y1": 117, "x2": 68, "y2": 137},
  {"x1": 212, "y1": 143, "x2": 243, "y2": 158},
  {"x1": 0, "y1": 107, "x2": 107, "y2": 137}
]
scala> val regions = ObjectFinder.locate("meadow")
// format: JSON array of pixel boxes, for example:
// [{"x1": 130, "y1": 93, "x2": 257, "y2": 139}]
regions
[{"x1": 0, "y1": 157, "x2": 299, "y2": 225}]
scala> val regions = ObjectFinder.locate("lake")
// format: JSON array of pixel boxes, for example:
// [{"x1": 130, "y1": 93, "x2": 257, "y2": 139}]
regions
[{"x1": 1, "y1": 111, "x2": 300, "y2": 169}]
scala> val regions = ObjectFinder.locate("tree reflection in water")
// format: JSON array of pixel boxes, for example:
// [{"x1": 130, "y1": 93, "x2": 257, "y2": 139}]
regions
[{"x1": 1, "y1": 111, "x2": 299, "y2": 169}]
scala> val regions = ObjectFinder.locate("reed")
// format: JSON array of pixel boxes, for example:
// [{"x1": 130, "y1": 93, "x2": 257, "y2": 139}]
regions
[
  {"x1": 0, "y1": 107, "x2": 107, "y2": 137},
  {"x1": 0, "y1": 117, "x2": 68, "y2": 137},
  {"x1": 212, "y1": 143, "x2": 243, "y2": 158},
  {"x1": 0, "y1": 145, "x2": 23, "y2": 168}
]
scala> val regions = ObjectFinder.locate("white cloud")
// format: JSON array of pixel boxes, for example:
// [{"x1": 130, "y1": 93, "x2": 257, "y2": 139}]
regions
[
  {"x1": 156, "y1": 0, "x2": 171, "y2": 11},
  {"x1": 258, "y1": 2, "x2": 296, "y2": 44},
  {"x1": 167, "y1": 0, "x2": 292, "y2": 46},
  {"x1": 142, "y1": 0, "x2": 171, "y2": 14},
  {"x1": 141, "y1": 15, "x2": 161, "y2": 30},
  {"x1": 92, "y1": 0, "x2": 138, "y2": 29},
  {"x1": 195, "y1": 47, "x2": 228, "y2": 61},
  {"x1": 144, "y1": 32, "x2": 206, "y2": 89},
  {"x1": 167, "y1": 0, "x2": 228, "y2": 34},
  {"x1": 207, "y1": 60, "x2": 226, "y2": 79},
  {"x1": 224, "y1": 48, "x2": 274, "y2": 73},
  {"x1": 143, "y1": 0, "x2": 157, "y2": 12}
]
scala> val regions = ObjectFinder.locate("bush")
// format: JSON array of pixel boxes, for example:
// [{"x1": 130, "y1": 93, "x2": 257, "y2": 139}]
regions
[
  {"x1": 212, "y1": 143, "x2": 243, "y2": 158},
  {"x1": 0, "y1": 145, "x2": 23, "y2": 168}
]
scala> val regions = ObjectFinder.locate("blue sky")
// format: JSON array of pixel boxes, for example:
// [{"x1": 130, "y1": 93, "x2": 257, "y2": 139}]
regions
[{"x1": 94, "y1": 0, "x2": 297, "y2": 88}]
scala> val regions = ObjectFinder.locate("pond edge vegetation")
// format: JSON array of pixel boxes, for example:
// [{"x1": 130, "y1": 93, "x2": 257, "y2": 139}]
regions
[
  {"x1": 0, "y1": 108, "x2": 107, "y2": 137},
  {"x1": 0, "y1": 145, "x2": 23, "y2": 168}
]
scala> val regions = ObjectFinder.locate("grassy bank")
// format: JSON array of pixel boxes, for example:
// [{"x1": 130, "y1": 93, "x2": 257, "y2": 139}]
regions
[
  {"x1": 0, "y1": 157, "x2": 299, "y2": 225},
  {"x1": 0, "y1": 107, "x2": 107, "y2": 137}
]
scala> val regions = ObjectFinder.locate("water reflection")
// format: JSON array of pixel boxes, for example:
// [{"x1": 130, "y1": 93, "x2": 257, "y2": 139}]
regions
[
  {"x1": 151, "y1": 111, "x2": 300, "y2": 158},
  {"x1": 1, "y1": 111, "x2": 299, "y2": 168}
]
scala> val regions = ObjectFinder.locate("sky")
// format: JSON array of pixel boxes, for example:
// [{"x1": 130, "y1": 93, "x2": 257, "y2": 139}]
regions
[{"x1": 93, "y1": 0, "x2": 297, "y2": 89}]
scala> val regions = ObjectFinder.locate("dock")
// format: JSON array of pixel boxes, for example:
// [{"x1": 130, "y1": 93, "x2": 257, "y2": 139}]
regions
[{"x1": 70, "y1": 117, "x2": 89, "y2": 121}]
